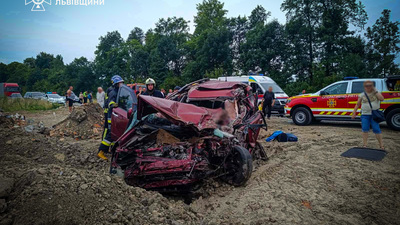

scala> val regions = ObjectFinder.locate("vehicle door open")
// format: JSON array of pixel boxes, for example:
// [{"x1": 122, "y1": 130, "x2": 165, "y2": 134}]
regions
[{"x1": 111, "y1": 85, "x2": 137, "y2": 140}]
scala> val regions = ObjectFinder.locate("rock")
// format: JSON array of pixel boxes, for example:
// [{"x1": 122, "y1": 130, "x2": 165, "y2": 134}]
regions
[
  {"x1": 5, "y1": 140, "x2": 12, "y2": 145},
  {"x1": 54, "y1": 153, "x2": 65, "y2": 162},
  {"x1": 0, "y1": 199, "x2": 7, "y2": 213},
  {"x1": 106, "y1": 176, "x2": 111, "y2": 182},
  {"x1": 0, "y1": 177, "x2": 14, "y2": 198},
  {"x1": 37, "y1": 168, "x2": 46, "y2": 175},
  {"x1": 80, "y1": 184, "x2": 89, "y2": 190},
  {"x1": 24, "y1": 125, "x2": 35, "y2": 133}
]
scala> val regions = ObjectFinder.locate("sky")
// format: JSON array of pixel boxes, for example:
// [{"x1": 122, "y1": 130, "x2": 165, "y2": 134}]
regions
[{"x1": 0, "y1": 0, "x2": 399, "y2": 64}]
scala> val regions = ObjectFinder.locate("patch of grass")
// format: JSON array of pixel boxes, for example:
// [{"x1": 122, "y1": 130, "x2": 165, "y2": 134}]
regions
[{"x1": 0, "y1": 98, "x2": 60, "y2": 112}]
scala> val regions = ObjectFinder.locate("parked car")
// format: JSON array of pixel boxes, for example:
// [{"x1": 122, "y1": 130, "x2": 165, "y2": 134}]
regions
[
  {"x1": 284, "y1": 76, "x2": 400, "y2": 130},
  {"x1": 9, "y1": 93, "x2": 23, "y2": 99},
  {"x1": 24, "y1": 92, "x2": 46, "y2": 100},
  {"x1": 109, "y1": 79, "x2": 267, "y2": 192},
  {"x1": 45, "y1": 93, "x2": 65, "y2": 104}
]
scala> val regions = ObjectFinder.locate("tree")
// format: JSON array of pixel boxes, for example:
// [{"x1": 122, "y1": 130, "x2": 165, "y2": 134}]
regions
[
  {"x1": 366, "y1": 9, "x2": 400, "y2": 77},
  {"x1": 282, "y1": 0, "x2": 321, "y2": 82},
  {"x1": 193, "y1": 0, "x2": 227, "y2": 36},
  {"x1": 249, "y1": 5, "x2": 270, "y2": 28},
  {"x1": 127, "y1": 27, "x2": 145, "y2": 45},
  {"x1": 94, "y1": 31, "x2": 126, "y2": 86},
  {"x1": 240, "y1": 20, "x2": 288, "y2": 85}
]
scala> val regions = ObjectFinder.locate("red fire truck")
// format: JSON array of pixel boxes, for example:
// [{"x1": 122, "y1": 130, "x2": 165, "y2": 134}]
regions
[
  {"x1": 284, "y1": 76, "x2": 400, "y2": 131},
  {"x1": 0, "y1": 83, "x2": 22, "y2": 97}
]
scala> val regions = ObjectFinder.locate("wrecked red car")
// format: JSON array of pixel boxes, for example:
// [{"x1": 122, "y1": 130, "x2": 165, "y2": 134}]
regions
[{"x1": 110, "y1": 79, "x2": 266, "y2": 192}]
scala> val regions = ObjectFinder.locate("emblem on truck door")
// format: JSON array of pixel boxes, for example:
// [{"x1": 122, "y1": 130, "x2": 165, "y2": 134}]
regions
[{"x1": 327, "y1": 99, "x2": 336, "y2": 108}]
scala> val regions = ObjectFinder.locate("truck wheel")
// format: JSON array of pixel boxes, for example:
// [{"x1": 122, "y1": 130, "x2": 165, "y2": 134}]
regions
[
  {"x1": 223, "y1": 146, "x2": 253, "y2": 187},
  {"x1": 292, "y1": 107, "x2": 312, "y2": 126},
  {"x1": 386, "y1": 108, "x2": 400, "y2": 131}
]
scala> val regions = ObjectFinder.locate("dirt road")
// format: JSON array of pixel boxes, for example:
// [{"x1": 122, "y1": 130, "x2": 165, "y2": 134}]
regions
[{"x1": 0, "y1": 107, "x2": 399, "y2": 225}]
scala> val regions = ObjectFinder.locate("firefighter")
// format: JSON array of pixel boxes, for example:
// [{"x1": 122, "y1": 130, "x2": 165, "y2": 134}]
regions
[
  {"x1": 97, "y1": 75, "x2": 124, "y2": 160},
  {"x1": 142, "y1": 78, "x2": 164, "y2": 98}
]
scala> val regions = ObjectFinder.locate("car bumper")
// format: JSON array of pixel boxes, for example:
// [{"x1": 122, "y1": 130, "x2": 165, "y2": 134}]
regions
[{"x1": 284, "y1": 106, "x2": 291, "y2": 117}]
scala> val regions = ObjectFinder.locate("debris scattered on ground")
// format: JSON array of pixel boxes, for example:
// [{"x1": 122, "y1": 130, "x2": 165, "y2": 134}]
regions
[{"x1": 52, "y1": 104, "x2": 104, "y2": 140}]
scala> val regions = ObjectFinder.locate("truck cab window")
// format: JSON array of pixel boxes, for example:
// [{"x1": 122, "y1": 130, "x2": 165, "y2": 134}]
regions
[{"x1": 324, "y1": 83, "x2": 348, "y2": 95}]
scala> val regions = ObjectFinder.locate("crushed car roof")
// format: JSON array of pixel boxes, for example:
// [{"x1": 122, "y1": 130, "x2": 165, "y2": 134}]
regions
[
  {"x1": 138, "y1": 95, "x2": 223, "y2": 131},
  {"x1": 188, "y1": 80, "x2": 248, "y2": 99}
]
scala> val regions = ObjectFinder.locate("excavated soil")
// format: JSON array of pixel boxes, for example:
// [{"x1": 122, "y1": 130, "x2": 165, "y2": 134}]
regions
[
  {"x1": 0, "y1": 107, "x2": 399, "y2": 225},
  {"x1": 51, "y1": 104, "x2": 104, "y2": 140}
]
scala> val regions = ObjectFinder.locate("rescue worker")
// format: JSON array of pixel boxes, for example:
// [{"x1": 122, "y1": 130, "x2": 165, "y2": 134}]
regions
[
  {"x1": 97, "y1": 75, "x2": 124, "y2": 160},
  {"x1": 142, "y1": 78, "x2": 164, "y2": 98}
]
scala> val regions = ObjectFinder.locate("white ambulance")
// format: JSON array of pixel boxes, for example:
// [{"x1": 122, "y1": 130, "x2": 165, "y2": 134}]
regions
[{"x1": 218, "y1": 75, "x2": 289, "y2": 114}]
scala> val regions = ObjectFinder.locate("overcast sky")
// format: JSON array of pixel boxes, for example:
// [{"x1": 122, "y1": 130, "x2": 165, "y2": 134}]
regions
[{"x1": 0, "y1": 0, "x2": 399, "y2": 64}]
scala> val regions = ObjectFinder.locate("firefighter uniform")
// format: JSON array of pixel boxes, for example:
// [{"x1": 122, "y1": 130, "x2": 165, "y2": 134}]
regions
[{"x1": 97, "y1": 75, "x2": 124, "y2": 160}]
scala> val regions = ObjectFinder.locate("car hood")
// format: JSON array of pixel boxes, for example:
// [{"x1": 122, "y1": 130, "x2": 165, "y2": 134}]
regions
[{"x1": 137, "y1": 95, "x2": 223, "y2": 131}]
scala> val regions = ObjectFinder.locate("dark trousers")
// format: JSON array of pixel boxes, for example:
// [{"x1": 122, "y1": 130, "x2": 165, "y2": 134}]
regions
[
  {"x1": 263, "y1": 102, "x2": 272, "y2": 118},
  {"x1": 99, "y1": 112, "x2": 112, "y2": 153},
  {"x1": 84, "y1": 97, "x2": 87, "y2": 103}
]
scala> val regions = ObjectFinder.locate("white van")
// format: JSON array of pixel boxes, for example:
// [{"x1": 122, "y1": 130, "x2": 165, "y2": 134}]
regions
[{"x1": 218, "y1": 75, "x2": 289, "y2": 114}]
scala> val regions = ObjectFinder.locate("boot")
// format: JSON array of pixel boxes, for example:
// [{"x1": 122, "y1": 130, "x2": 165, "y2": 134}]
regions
[{"x1": 97, "y1": 151, "x2": 108, "y2": 160}]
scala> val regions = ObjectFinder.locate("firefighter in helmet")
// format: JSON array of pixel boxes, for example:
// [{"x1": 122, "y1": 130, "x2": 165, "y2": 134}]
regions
[
  {"x1": 97, "y1": 75, "x2": 124, "y2": 160},
  {"x1": 142, "y1": 78, "x2": 164, "y2": 98}
]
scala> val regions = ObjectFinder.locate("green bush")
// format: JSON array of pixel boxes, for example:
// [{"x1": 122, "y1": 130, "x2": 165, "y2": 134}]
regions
[{"x1": 0, "y1": 98, "x2": 60, "y2": 112}]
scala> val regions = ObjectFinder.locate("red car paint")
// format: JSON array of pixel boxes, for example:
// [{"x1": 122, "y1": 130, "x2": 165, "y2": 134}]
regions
[{"x1": 110, "y1": 79, "x2": 267, "y2": 191}]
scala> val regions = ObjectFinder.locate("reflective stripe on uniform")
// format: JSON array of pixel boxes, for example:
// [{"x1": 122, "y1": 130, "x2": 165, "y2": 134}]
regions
[
  {"x1": 108, "y1": 119, "x2": 112, "y2": 124},
  {"x1": 102, "y1": 128, "x2": 108, "y2": 139},
  {"x1": 101, "y1": 140, "x2": 111, "y2": 146},
  {"x1": 109, "y1": 101, "x2": 116, "y2": 107}
]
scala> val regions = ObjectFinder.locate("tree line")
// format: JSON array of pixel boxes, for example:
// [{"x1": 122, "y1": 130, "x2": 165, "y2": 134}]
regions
[{"x1": 1, "y1": 0, "x2": 399, "y2": 97}]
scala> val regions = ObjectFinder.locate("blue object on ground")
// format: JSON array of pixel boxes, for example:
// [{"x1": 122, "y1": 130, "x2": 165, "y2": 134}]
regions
[
  {"x1": 341, "y1": 147, "x2": 387, "y2": 161},
  {"x1": 266, "y1": 131, "x2": 283, "y2": 142}
]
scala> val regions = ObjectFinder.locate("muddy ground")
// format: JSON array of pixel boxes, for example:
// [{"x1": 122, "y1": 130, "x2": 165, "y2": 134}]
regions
[{"x1": 0, "y1": 106, "x2": 399, "y2": 225}]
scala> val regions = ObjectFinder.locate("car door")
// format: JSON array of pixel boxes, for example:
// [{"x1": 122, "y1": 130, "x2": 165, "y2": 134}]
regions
[
  {"x1": 111, "y1": 85, "x2": 138, "y2": 140},
  {"x1": 317, "y1": 82, "x2": 349, "y2": 117}
]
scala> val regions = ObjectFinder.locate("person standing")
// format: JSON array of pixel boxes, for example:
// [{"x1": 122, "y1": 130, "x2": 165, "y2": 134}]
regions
[
  {"x1": 142, "y1": 78, "x2": 164, "y2": 98},
  {"x1": 136, "y1": 86, "x2": 143, "y2": 97},
  {"x1": 351, "y1": 80, "x2": 385, "y2": 149},
  {"x1": 83, "y1": 91, "x2": 88, "y2": 104},
  {"x1": 96, "y1": 87, "x2": 105, "y2": 108},
  {"x1": 262, "y1": 86, "x2": 275, "y2": 119},
  {"x1": 88, "y1": 91, "x2": 93, "y2": 103},
  {"x1": 160, "y1": 88, "x2": 166, "y2": 98},
  {"x1": 79, "y1": 92, "x2": 84, "y2": 104},
  {"x1": 97, "y1": 75, "x2": 124, "y2": 160},
  {"x1": 66, "y1": 90, "x2": 74, "y2": 113}
]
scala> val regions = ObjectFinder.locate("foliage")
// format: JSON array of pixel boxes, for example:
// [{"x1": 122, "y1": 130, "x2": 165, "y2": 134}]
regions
[
  {"x1": 1, "y1": 1, "x2": 399, "y2": 98},
  {"x1": 0, "y1": 98, "x2": 59, "y2": 112}
]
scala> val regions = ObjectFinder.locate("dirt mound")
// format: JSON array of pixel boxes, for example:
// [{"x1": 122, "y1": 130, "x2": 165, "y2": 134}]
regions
[
  {"x1": 52, "y1": 104, "x2": 104, "y2": 140},
  {"x1": 0, "y1": 126, "x2": 201, "y2": 225},
  {"x1": 0, "y1": 116, "x2": 14, "y2": 128}
]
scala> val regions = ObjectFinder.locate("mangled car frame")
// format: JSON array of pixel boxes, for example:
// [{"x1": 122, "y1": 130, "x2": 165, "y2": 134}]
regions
[{"x1": 110, "y1": 79, "x2": 267, "y2": 192}]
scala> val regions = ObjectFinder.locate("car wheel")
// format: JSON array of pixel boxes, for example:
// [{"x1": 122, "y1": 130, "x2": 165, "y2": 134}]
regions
[
  {"x1": 223, "y1": 146, "x2": 253, "y2": 187},
  {"x1": 386, "y1": 108, "x2": 400, "y2": 131},
  {"x1": 292, "y1": 107, "x2": 312, "y2": 126}
]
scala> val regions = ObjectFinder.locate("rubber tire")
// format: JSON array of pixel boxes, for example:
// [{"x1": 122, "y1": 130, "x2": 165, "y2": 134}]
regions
[
  {"x1": 224, "y1": 146, "x2": 253, "y2": 187},
  {"x1": 292, "y1": 107, "x2": 312, "y2": 126},
  {"x1": 386, "y1": 108, "x2": 400, "y2": 131}
]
